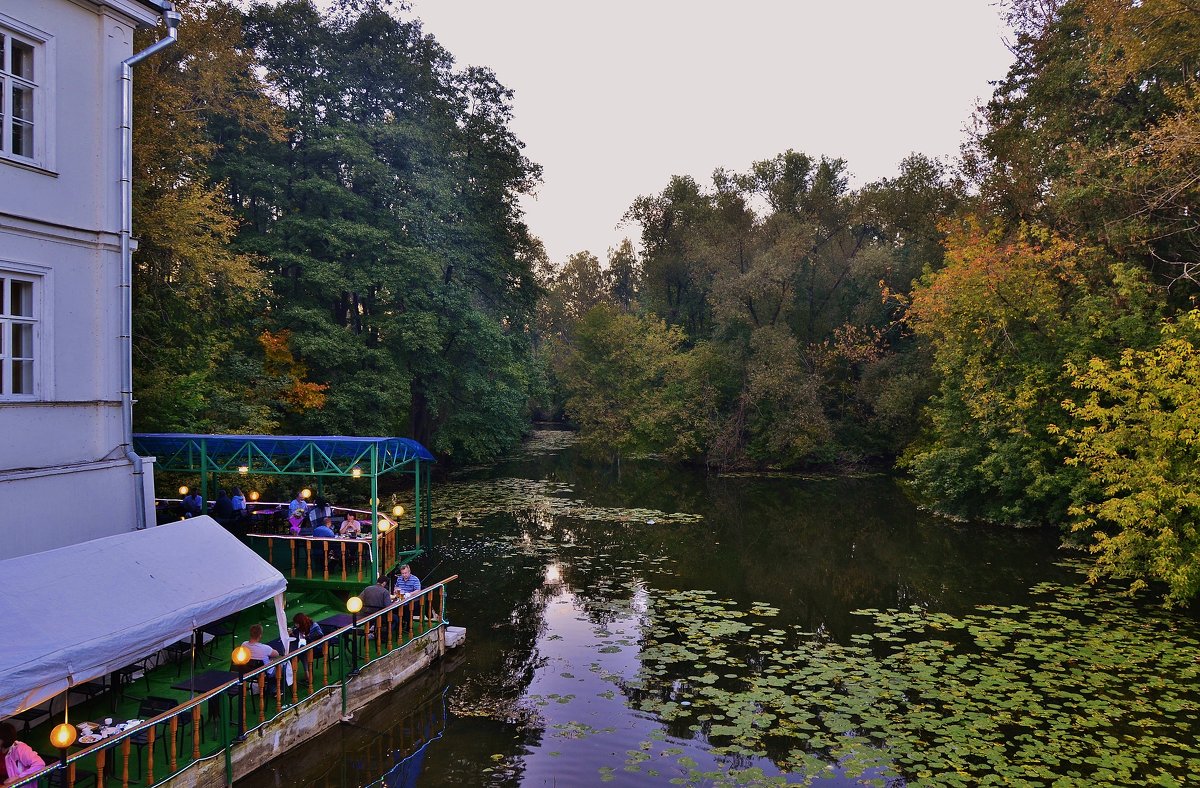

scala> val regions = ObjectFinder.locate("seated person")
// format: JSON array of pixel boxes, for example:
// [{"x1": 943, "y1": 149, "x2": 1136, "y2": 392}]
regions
[
  {"x1": 288, "y1": 492, "x2": 307, "y2": 516},
  {"x1": 360, "y1": 575, "x2": 392, "y2": 616},
  {"x1": 1, "y1": 722, "x2": 45, "y2": 785},
  {"x1": 313, "y1": 517, "x2": 336, "y2": 538},
  {"x1": 241, "y1": 624, "x2": 292, "y2": 686},
  {"x1": 287, "y1": 510, "x2": 305, "y2": 535},
  {"x1": 394, "y1": 564, "x2": 422, "y2": 632},
  {"x1": 212, "y1": 489, "x2": 235, "y2": 521},
  {"x1": 182, "y1": 491, "x2": 203, "y2": 518},
  {"x1": 394, "y1": 563, "x2": 422, "y2": 599},
  {"x1": 290, "y1": 613, "x2": 325, "y2": 645},
  {"x1": 307, "y1": 497, "x2": 333, "y2": 527},
  {"x1": 339, "y1": 512, "x2": 362, "y2": 537}
]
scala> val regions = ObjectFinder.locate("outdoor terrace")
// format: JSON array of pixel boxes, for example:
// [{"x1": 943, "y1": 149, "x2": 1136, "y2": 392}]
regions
[{"x1": 8, "y1": 579, "x2": 454, "y2": 788}]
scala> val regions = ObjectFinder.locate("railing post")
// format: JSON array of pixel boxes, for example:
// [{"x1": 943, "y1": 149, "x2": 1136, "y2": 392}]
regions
[
  {"x1": 339, "y1": 630, "x2": 349, "y2": 715},
  {"x1": 221, "y1": 691, "x2": 233, "y2": 787}
]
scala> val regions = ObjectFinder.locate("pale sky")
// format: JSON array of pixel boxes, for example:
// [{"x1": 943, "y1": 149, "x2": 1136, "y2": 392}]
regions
[{"x1": 409, "y1": 1, "x2": 1015, "y2": 265}]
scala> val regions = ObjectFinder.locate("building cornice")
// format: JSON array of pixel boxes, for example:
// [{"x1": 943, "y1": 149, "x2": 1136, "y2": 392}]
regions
[{"x1": 86, "y1": 0, "x2": 163, "y2": 27}]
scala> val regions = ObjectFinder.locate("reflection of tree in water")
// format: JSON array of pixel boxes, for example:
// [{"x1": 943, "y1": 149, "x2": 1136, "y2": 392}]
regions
[
  {"x1": 434, "y1": 512, "x2": 551, "y2": 777},
  {"x1": 679, "y1": 474, "x2": 1071, "y2": 638}
]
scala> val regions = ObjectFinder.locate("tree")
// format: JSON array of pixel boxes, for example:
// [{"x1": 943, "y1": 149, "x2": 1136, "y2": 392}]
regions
[
  {"x1": 605, "y1": 239, "x2": 640, "y2": 312},
  {"x1": 560, "y1": 306, "x2": 714, "y2": 462},
  {"x1": 904, "y1": 220, "x2": 1159, "y2": 523},
  {"x1": 131, "y1": 0, "x2": 289, "y2": 433},
  {"x1": 1059, "y1": 309, "x2": 1200, "y2": 604},
  {"x1": 223, "y1": 0, "x2": 542, "y2": 461}
]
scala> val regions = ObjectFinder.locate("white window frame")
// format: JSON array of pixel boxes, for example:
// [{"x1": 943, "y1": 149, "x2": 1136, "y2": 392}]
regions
[
  {"x1": 0, "y1": 263, "x2": 49, "y2": 401},
  {"x1": 0, "y1": 14, "x2": 53, "y2": 171}
]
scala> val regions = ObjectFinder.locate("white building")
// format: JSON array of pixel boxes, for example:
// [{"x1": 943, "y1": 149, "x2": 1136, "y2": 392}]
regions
[{"x1": 0, "y1": 0, "x2": 176, "y2": 559}]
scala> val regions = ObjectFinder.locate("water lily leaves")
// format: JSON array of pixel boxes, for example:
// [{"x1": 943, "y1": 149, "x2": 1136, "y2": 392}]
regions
[{"x1": 614, "y1": 574, "x2": 1200, "y2": 785}]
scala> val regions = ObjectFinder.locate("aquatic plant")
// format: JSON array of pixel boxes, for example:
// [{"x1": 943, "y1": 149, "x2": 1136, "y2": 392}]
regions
[{"x1": 624, "y1": 573, "x2": 1200, "y2": 785}]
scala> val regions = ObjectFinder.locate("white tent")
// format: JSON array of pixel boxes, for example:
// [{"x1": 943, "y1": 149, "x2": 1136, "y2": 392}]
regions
[{"x1": 0, "y1": 518, "x2": 288, "y2": 719}]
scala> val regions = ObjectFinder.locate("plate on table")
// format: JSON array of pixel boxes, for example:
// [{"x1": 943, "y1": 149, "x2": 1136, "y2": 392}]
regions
[{"x1": 79, "y1": 734, "x2": 102, "y2": 744}]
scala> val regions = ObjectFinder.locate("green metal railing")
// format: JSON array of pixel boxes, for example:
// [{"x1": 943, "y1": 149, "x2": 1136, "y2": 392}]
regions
[{"x1": 11, "y1": 578, "x2": 455, "y2": 788}]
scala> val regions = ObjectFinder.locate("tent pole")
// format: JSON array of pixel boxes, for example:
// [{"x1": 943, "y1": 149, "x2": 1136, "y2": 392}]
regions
[
  {"x1": 189, "y1": 628, "x2": 196, "y2": 700},
  {"x1": 274, "y1": 594, "x2": 290, "y2": 656}
]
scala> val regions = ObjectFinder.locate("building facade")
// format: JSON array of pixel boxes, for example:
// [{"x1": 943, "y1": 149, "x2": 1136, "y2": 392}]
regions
[{"x1": 0, "y1": 0, "x2": 169, "y2": 559}]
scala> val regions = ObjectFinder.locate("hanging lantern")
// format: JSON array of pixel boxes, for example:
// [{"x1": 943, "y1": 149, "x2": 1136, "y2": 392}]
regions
[{"x1": 51, "y1": 722, "x2": 77, "y2": 749}]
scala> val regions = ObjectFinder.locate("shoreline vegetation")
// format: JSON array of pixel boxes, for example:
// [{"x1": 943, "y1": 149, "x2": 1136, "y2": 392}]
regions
[{"x1": 134, "y1": 0, "x2": 1200, "y2": 604}]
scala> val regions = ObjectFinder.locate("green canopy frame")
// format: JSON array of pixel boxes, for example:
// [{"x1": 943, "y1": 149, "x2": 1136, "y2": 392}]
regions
[{"x1": 133, "y1": 433, "x2": 435, "y2": 587}]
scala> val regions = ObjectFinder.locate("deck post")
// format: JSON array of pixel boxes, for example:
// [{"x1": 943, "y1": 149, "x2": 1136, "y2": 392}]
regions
[
  {"x1": 414, "y1": 460, "x2": 421, "y2": 550},
  {"x1": 370, "y1": 444, "x2": 379, "y2": 580},
  {"x1": 199, "y1": 438, "x2": 208, "y2": 515}
]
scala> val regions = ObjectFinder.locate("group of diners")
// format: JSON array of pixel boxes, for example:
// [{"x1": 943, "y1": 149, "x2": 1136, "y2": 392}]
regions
[
  {"x1": 180, "y1": 488, "x2": 248, "y2": 520},
  {"x1": 179, "y1": 489, "x2": 374, "y2": 539},
  {"x1": 286, "y1": 492, "x2": 367, "y2": 538},
  {"x1": 359, "y1": 564, "x2": 424, "y2": 637},
  {"x1": 238, "y1": 612, "x2": 328, "y2": 688}
]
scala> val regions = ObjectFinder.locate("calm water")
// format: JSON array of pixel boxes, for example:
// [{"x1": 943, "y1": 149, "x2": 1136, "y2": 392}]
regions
[{"x1": 238, "y1": 430, "x2": 1195, "y2": 786}]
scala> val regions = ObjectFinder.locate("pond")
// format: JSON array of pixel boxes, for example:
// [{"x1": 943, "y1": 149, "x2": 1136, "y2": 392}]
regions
[{"x1": 239, "y1": 429, "x2": 1200, "y2": 786}]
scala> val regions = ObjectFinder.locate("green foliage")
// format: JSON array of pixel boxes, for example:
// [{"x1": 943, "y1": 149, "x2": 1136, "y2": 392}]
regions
[
  {"x1": 131, "y1": 0, "x2": 284, "y2": 433},
  {"x1": 560, "y1": 306, "x2": 714, "y2": 462},
  {"x1": 554, "y1": 150, "x2": 959, "y2": 469},
  {"x1": 213, "y1": 0, "x2": 542, "y2": 461},
  {"x1": 1061, "y1": 309, "x2": 1200, "y2": 604},
  {"x1": 903, "y1": 222, "x2": 1161, "y2": 523}
]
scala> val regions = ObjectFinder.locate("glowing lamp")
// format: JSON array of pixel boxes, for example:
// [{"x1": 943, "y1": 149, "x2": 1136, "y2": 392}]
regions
[
  {"x1": 300, "y1": 488, "x2": 312, "y2": 500},
  {"x1": 377, "y1": 519, "x2": 390, "y2": 533},
  {"x1": 346, "y1": 596, "x2": 363, "y2": 614},
  {"x1": 238, "y1": 465, "x2": 249, "y2": 474},
  {"x1": 351, "y1": 467, "x2": 362, "y2": 478},
  {"x1": 232, "y1": 645, "x2": 252, "y2": 667},
  {"x1": 178, "y1": 486, "x2": 189, "y2": 496},
  {"x1": 391, "y1": 505, "x2": 405, "y2": 517},
  {"x1": 51, "y1": 723, "x2": 77, "y2": 749},
  {"x1": 249, "y1": 491, "x2": 260, "y2": 501}
]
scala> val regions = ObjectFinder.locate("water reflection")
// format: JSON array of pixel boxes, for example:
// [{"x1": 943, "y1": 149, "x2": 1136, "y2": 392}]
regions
[{"x1": 238, "y1": 430, "x2": 1084, "y2": 786}]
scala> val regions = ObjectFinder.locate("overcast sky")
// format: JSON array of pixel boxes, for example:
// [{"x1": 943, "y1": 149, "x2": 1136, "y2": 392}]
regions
[{"x1": 408, "y1": 1, "x2": 1015, "y2": 265}]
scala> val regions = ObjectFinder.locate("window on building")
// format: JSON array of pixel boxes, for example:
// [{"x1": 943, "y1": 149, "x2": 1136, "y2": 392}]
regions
[
  {"x1": 0, "y1": 28, "x2": 38, "y2": 160},
  {"x1": 0, "y1": 271, "x2": 38, "y2": 397}
]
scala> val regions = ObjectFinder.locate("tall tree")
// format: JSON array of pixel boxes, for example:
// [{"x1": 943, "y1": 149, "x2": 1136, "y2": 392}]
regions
[
  {"x1": 131, "y1": 0, "x2": 290, "y2": 432},
  {"x1": 223, "y1": 0, "x2": 542, "y2": 461}
]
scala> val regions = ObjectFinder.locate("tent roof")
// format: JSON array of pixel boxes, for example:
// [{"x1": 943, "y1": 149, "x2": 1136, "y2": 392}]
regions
[
  {"x1": 0, "y1": 518, "x2": 286, "y2": 719},
  {"x1": 133, "y1": 433, "x2": 435, "y2": 477}
]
